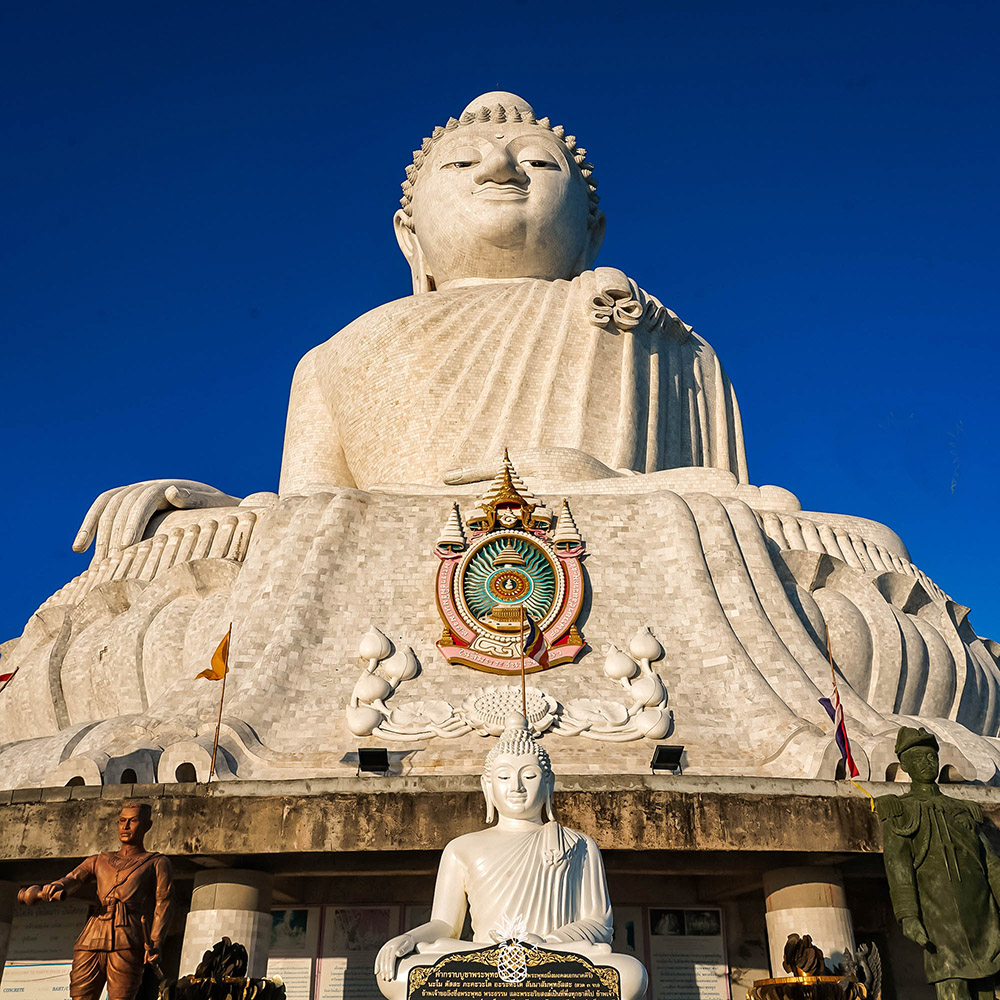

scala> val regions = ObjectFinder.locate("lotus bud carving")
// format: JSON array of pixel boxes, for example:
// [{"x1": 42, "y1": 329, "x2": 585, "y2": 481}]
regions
[
  {"x1": 360, "y1": 626, "x2": 392, "y2": 662},
  {"x1": 383, "y1": 646, "x2": 419, "y2": 682},
  {"x1": 354, "y1": 672, "x2": 393, "y2": 705},
  {"x1": 629, "y1": 626, "x2": 663, "y2": 663},
  {"x1": 346, "y1": 704, "x2": 384, "y2": 737},
  {"x1": 604, "y1": 644, "x2": 639, "y2": 681}
]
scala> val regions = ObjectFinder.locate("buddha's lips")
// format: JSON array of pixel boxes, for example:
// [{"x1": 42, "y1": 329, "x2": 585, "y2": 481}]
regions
[{"x1": 476, "y1": 183, "x2": 529, "y2": 199}]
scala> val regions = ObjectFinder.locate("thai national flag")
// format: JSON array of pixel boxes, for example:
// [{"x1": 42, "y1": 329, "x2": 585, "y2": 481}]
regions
[{"x1": 819, "y1": 681, "x2": 859, "y2": 778}]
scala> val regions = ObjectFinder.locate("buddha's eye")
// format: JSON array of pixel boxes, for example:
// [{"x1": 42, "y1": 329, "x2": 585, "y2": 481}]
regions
[
  {"x1": 518, "y1": 147, "x2": 560, "y2": 170},
  {"x1": 441, "y1": 147, "x2": 481, "y2": 170}
]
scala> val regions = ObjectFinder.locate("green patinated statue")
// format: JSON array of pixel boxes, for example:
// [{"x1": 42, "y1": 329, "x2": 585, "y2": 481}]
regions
[{"x1": 876, "y1": 727, "x2": 1000, "y2": 1000}]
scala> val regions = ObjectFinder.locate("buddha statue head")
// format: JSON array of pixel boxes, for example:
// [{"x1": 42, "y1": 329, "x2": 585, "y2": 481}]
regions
[
  {"x1": 395, "y1": 92, "x2": 606, "y2": 293},
  {"x1": 481, "y1": 712, "x2": 554, "y2": 824}
]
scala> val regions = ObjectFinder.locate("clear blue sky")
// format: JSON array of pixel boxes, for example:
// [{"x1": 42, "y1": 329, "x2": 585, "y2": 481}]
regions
[{"x1": 1, "y1": 0, "x2": 998, "y2": 644}]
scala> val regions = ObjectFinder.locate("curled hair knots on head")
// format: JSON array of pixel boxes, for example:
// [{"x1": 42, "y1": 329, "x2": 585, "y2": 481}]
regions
[
  {"x1": 483, "y1": 717, "x2": 552, "y2": 780},
  {"x1": 398, "y1": 97, "x2": 600, "y2": 231}
]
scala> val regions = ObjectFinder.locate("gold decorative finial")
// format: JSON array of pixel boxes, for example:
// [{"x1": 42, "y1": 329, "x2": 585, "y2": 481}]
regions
[{"x1": 466, "y1": 452, "x2": 552, "y2": 532}]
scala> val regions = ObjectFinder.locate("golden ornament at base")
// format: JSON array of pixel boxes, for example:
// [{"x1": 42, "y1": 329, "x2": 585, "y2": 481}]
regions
[{"x1": 746, "y1": 976, "x2": 866, "y2": 1000}]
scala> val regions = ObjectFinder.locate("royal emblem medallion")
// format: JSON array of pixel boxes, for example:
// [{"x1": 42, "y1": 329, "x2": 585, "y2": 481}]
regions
[{"x1": 434, "y1": 453, "x2": 586, "y2": 674}]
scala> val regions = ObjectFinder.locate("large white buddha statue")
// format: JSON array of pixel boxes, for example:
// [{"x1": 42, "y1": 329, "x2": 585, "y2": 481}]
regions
[
  {"x1": 1, "y1": 90, "x2": 998, "y2": 790},
  {"x1": 373, "y1": 715, "x2": 646, "y2": 1000},
  {"x1": 69, "y1": 91, "x2": 746, "y2": 562}
]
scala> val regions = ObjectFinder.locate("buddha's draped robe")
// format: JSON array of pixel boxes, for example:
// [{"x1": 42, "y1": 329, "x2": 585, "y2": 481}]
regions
[
  {"x1": 877, "y1": 788, "x2": 1000, "y2": 983},
  {"x1": 280, "y1": 268, "x2": 748, "y2": 492},
  {"x1": 461, "y1": 822, "x2": 612, "y2": 943}
]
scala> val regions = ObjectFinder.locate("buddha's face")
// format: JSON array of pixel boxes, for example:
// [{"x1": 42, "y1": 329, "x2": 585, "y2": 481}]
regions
[
  {"x1": 403, "y1": 122, "x2": 604, "y2": 287},
  {"x1": 486, "y1": 752, "x2": 550, "y2": 820},
  {"x1": 901, "y1": 745, "x2": 940, "y2": 783}
]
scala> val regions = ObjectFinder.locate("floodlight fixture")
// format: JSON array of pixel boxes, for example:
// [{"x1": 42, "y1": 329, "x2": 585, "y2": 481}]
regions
[
  {"x1": 357, "y1": 747, "x2": 391, "y2": 776},
  {"x1": 650, "y1": 745, "x2": 685, "y2": 774}
]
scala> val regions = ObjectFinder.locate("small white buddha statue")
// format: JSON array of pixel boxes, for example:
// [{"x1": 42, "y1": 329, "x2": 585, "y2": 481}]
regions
[{"x1": 373, "y1": 714, "x2": 647, "y2": 1000}]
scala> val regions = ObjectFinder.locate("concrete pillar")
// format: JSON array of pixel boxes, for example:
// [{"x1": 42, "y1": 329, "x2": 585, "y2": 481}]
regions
[
  {"x1": 763, "y1": 867, "x2": 856, "y2": 976},
  {"x1": 0, "y1": 881, "x2": 16, "y2": 985},
  {"x1": 178, "y1": 870, "x2": 273, "y2": 978}
]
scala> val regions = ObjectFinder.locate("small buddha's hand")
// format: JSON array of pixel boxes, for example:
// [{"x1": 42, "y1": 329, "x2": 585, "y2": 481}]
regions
[
  {"x1": 374, "y1": 934, "x2": 415, "y2": 981},
  {"x1": 901, "y1": 917, "x2": 930, "y2": 948},
  {"x1": 73, "y1": 480, "x2": 243, "y2": 561}
]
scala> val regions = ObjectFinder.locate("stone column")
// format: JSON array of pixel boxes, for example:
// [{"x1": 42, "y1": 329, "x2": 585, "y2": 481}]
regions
[
  {"x1": 179, "y1": 870, "x2": 273, "y2": 978},
  {"x1": 763, "y1": 867, "x2": 856, "y2": 976},
  {"x1": 0, "y1": 881, "x2": 16, "y2": 985}
]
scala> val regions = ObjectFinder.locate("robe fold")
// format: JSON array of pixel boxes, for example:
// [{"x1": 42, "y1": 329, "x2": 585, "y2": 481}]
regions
[
  {"x1": 461, "y1": 822, "x2": 612, "y2": 943},
  {"x1": 280, "y1": 268, "x2": 748, "y2": 492}
]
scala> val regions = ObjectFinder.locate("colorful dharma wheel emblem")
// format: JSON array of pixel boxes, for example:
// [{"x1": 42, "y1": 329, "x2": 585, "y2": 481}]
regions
[{"x1": 434, "y1": 453, "x2": 586, "y2": 674}]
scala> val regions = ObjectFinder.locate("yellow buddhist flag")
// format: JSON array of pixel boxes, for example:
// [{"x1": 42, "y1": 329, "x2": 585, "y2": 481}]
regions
[{"x1": 197, "y1": 628, "x2": 230, "y2": 681}]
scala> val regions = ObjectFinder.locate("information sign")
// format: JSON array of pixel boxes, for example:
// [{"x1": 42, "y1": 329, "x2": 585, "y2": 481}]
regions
[
  {"x1": 648, "y1": 908, "x2": 730, "y2": 1000},
  {"x1": 406, "y1": 945, "x2": 620, "y2": 1000}
]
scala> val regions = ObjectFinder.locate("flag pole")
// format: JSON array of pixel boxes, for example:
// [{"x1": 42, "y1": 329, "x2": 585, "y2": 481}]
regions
[
  {"x1": 520, "y1": 604, "x2": 527, "y2": 717},
  {"x1": 208, "y1": 622, "x2": 232, "y2": 783},
  {"x1": 0, "y1": 667, "x2": 18, "y2": 697},
  {"x1": 824, "y1": 622, "x2": 875, "y2": 810},
  {"x1": 824, "y1": 622, "x2": 837, "y2": 687}
]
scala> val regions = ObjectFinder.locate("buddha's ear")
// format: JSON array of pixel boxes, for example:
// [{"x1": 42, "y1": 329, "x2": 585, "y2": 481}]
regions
[
  {"x1": 583, "y1": 210, "x2": 606, "y2": 270},
  {"x1": 394, "y1": 210, "x2": 436, "y2": 294},
  {"x1": 544, "y1": 775, "x2": 555, "y2": 824},
  {"x1": 481, "y1": 775, "x2": 495, "y2": 825}
]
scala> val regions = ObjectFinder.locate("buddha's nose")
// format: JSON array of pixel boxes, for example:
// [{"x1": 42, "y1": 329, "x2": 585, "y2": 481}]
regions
[{"x1": 473, "y1": 145, "x2": 526, "y2": 186}]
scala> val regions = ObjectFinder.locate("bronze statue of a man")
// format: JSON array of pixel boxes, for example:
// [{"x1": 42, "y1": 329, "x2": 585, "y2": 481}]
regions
[
  {"x1": 19, "y1": 802, "x2": 173, "y2": 1000},
  {"x1": 876, "y1": 727, "x2": 1000, "y2": 1000}
]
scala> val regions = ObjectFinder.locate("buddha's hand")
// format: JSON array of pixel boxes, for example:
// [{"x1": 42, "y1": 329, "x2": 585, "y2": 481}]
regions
[
  {"x1": 73, "y1": 480, "x2": 243, "y2": 561},
  {"x1": 443, "y1": 448, "x2": 629, "y2": 486},
  {"x1": 374, "y1": 934, "x2": 415, "y2": 981},
  {"x1": 900, "y1": 917, "x2": 930, "y2": 948},
  {"x1": 490, "y1": 929, "x2": 544, "y2": 947}
]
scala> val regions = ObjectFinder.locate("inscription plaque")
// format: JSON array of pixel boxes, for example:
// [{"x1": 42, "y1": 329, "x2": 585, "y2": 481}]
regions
[{"x1": 407, "y1": 946, "x2": 621, "y2": 1000}]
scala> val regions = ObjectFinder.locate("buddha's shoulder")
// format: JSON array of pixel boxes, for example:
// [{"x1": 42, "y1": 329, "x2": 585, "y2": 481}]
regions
[
  {"x1": 443, "y1": 828, "x2": 504, "y2": 863},
  {"x1": 307, "y1": 269, "x2": 702, "y2": 364},
  {"x1": 314, "y1": 285, "x2": 527, "y2": 351}
]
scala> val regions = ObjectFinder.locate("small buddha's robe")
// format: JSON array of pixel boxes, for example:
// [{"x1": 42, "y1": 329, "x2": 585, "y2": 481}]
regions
[
  {"x1": 279, "y1": 268, "x2": 748, "y2": 492},
  {"x1": 876, "y1": 788, "x2": 1000, "y2": 983},
  {"x1": 461, "y1": 821, "x2": 612, "y2": 943}
]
